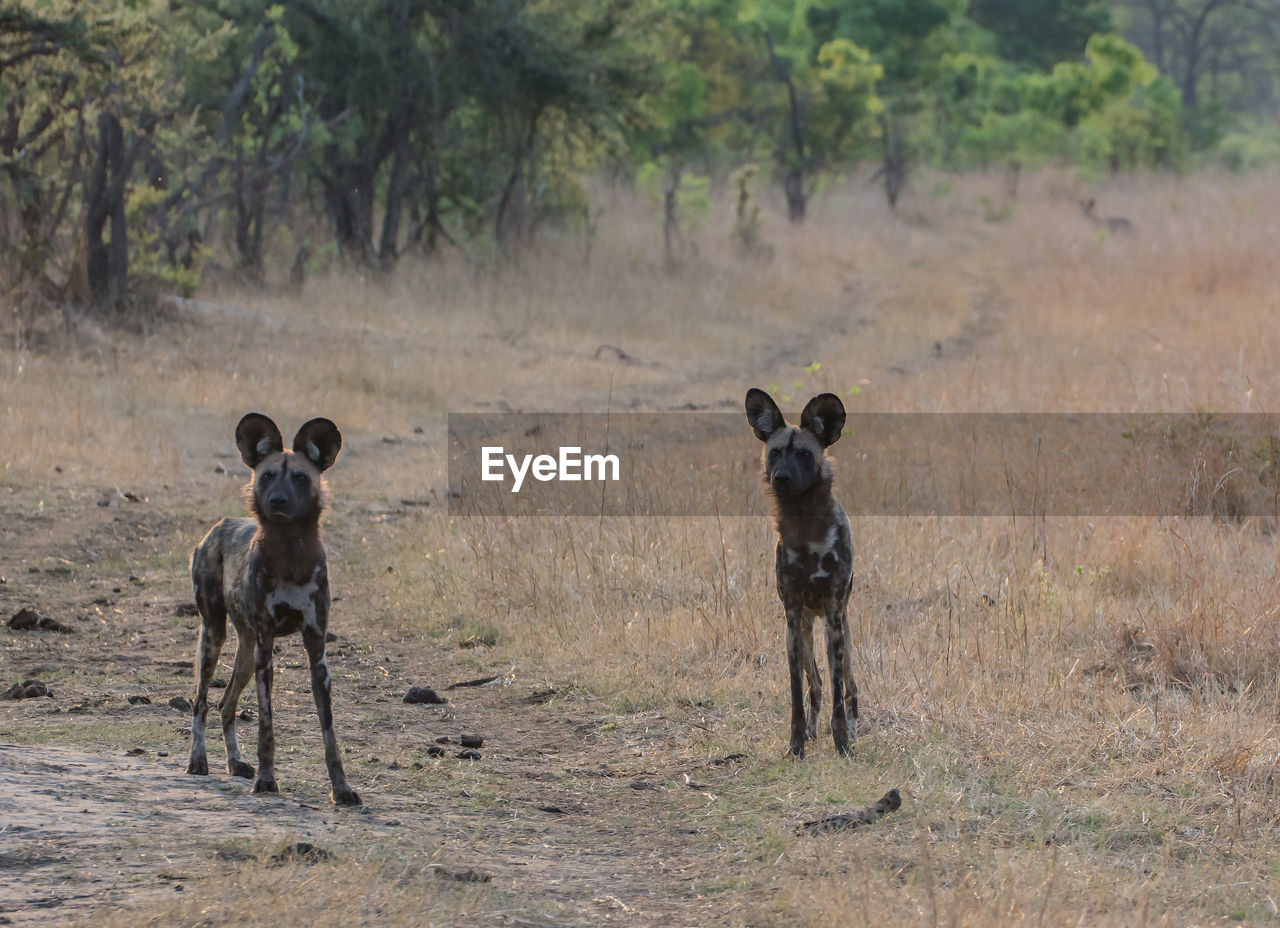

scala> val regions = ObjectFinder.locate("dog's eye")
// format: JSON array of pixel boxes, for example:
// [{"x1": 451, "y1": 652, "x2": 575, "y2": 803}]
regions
[
  {"x1": 291, "y1": 473, "x2": 310, "y2": 487},
  {"x1": 768, "y1": 448, "x2": 781, "y2": 459},
  {"x1": 261, "y1": 470, "x2": 276, "y2": 481},
  {"x1": 797, "y1": 449, "x2": 813, "y2": 463}
]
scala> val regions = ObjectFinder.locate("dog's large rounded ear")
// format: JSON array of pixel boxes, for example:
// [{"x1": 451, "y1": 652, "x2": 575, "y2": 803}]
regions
[
  {"x1": 800, "y1": 393, "x2": 846, "y2": 447},
  {"x1": 745, "y1": 388, "x2": 786, "y2": 442},
  {"x1": 235, "y1": 413, "x2": 284, "y2": 469},
  {"x1": 293, "y1": 418, "x2": 342, "y2": 471}
]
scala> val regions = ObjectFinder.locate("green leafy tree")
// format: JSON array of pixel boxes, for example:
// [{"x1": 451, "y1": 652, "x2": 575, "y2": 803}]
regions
[{"x1": 969, "y1": 0, "x2": 1111, "y2": 70}]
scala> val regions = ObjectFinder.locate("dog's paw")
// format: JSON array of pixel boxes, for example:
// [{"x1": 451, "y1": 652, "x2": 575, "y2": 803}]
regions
[
  {"x1": 186, "y1": 757, "x2": 209, "y2": 776},
  {"x1": 787, "y1": 738, "x2": 806, "y2": 759},
  {"x1": 252, "y1": 778, "x2": 279, "y2": 795},
  {"x1": 228, "y1": 760, "x2": 255, "y2": 779},
  {"x1": 331, "y1": 785, "x2": 362, "y2": 807}
]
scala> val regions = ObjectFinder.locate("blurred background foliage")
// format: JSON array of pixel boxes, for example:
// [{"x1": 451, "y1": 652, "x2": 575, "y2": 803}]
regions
[{"x1": 3, "y1": 0, "x2": 1279, "y2": 306}]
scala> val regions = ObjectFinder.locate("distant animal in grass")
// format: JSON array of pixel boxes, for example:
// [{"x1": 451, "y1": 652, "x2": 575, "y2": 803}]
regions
[
  {"x1": 186, "y1": 413, "x2": 360, "y2": 806},
  {"x1": 1080, "y1": 198, "x2": 1135, "y2": 235}
]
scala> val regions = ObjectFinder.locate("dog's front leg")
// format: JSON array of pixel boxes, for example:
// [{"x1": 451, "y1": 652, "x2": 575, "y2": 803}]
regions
[
  {"x1": 252, "y1": 631, "x2": 279, "y2": 794},
  {"x1": 302, "y1": 625, "x2": 361, "y2": 806},
  {"x1": 785, "y1": 605, "x2": 808, "y2": 757},
  {"x1": 825, "y1": 604, "x2": 853, "y2": 756},
  {"x1": 800, "y1": 617, "x2": 822, "y2": 742}
]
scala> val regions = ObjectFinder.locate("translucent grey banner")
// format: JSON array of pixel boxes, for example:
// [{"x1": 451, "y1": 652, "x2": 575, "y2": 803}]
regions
[{"x1": 447, "y1": 412, "x2": 1280, "y2": 517}]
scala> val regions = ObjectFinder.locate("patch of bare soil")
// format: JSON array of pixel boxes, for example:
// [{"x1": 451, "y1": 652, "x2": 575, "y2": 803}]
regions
[{"x1": 0, "y1": 442, "x2": 812, "y2": 928}]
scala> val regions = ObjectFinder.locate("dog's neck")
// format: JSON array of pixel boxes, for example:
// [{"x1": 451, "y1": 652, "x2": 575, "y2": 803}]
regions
[
  {"x1": 252, "y1": 517, "x2": 325, "y2": 584},
  {"x1": 767, "y1": 474, "x2": 841, "y2": 549}
]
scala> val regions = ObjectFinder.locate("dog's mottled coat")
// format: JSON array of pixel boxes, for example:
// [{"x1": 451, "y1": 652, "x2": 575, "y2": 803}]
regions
[
  {"x1": 185, "y1": 413, "x2": 359, "y2": 806},
  {"x1": 746, "y1": 388, "x2": 857, "y2": 757}
]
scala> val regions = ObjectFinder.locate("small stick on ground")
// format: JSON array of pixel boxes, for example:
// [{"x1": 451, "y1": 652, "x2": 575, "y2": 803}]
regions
[
  {"x1": 594, "y1": 344, "x2": 636, "y2": 363},
  {"x1": 798, "y1": 788, "x2": 902, "y2": 835}
]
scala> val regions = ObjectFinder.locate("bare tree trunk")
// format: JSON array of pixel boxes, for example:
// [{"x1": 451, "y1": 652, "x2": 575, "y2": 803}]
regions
[
  {"x1": 322, "y1": 157, "x2": 376, "y2": 263},
  {"x1": 1179, "y1": 0, "x2": 1231, "y2": 108},
  {"x1": 879, "y1": 113, "x2": 906, "y2": 210},
  {"x1": 782, "y1": 167, "x2": 805, "y2": 223},
  {"x1": 762, "y1": 29, "x2": 807, "y2": 226},
  {"x1": 85, "y1": 110, "x2": 131, "y2": 307},
  {"x1": 422, "y1": 159, "x2": 441, "y2": 253},
  {"x1": 378, "y1": 127, "x2": 410, "y2": 266},
  {"x1": 662, "y1": 162, "x2": 682, "y2": 268},
  {"x1": 377, "y1": 0, "x2": 414, "y2": 268},
  {"x1": 495, "y1": 114, "x2": 538, "y2": 256}
]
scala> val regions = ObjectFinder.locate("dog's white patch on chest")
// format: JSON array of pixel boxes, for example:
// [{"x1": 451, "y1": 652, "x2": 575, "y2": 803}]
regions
[
  {"x1": 804, "y1": 525, "x2": 840, "y2": 581},
  {"x1": 265, "y1": 571, "x2": 321, "y2": 630},
  {"x1": 806, "y1": 524, "x2": 839, "y2": 557}
]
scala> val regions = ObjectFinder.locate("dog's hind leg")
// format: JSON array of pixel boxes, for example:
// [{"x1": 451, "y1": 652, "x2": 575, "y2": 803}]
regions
[
  {"x1": 187, "y1": 572, "x2": 226, "y2": 776},
  {"x1": 218, "y1": 631, "x2": 256, "y2": 779},
  {"x1": 800, "y1": 614, "x2": 822, "y2": 742},
  {"x1": 302, "y1": 625, "x2": 360, "y2": 806},
  {"x1": 840, "y1": 612, "x2": 858, "y2": 724}
]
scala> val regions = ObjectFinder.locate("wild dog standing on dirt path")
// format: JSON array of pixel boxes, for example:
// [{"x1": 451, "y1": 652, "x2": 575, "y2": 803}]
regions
[
  {"x1": 186, "y1": 413, "x2": 360, "y2": 806},
  {"x1": 745, "y1": 388, "x2": 857, "y2": 758}
]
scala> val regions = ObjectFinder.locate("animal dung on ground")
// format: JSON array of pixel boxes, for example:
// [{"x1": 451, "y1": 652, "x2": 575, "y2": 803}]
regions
[
  {"x1": 7, "y1": 608, "x2": 74, "y2": 633},
  {"x1": 404, "y1": 686, "x2": 447, "y2": 704},
  {"x1": 456, "y1": 748, "x2": 482, "y2": 760},
  {"x1": 127, "y1": 694, "x2": 152, "y2": 706},
  {"x1": 2, "y1": 680, "x2": 51, "y2": 699},
  {"x1": 432, "y1": 866, "x2": 491, "y2": 883},
  {"x1": 798, "y1": 788, "x2": 902, "y2": 835},
  {"x1": 269, "y1": 842, "x2": 334, "y2": 866},
  {"x1": 169, "y1": 695, "x2": 193, "y2": 712},
  {"x1": 459, "y1": 734, "x2": 484, "y2": 748},
  {"x1": 709, "y1": 753, "x2": 746, "y2": 766}
]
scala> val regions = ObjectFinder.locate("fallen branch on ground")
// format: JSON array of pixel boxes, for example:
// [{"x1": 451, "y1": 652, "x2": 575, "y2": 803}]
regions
[{"x1": 798, "y1": 788, "x2": 902, "y2": 835}]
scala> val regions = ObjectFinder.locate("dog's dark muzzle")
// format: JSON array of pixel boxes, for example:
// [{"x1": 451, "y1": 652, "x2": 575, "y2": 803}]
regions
[
  {"x1": 263, "y1": 495, "x2": 293, "y2": 521},
  {"x1": 770, "y1": 470, "x2": 805, "y2": 495}
]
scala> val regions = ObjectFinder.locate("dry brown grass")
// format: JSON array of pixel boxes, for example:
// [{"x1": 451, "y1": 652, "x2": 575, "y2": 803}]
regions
[{"x1": 8, "y1": 172, "x2": 1280, "y2": 925}]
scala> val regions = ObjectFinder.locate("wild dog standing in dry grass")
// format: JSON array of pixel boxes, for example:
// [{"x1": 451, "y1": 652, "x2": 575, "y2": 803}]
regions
[
  {"x1": 1080, "y1": 198, "x2": 1135, "y2": 235},
  {"x1": 186, "y1": 413, "x2": 360, "y2": 806},
  {"x1": 746, "y1": 388, "x2": 857, "y2": 757}
]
